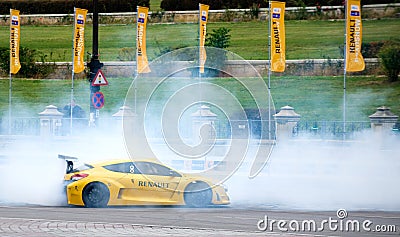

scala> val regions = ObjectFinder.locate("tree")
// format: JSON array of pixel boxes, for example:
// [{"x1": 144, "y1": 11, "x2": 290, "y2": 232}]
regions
[
  {"x1": 0, "y1": 47, "x2": 55, "y2": 78},
  {"x1": 202, "y1": 27, "x2": 231, "y2": 77},
  {"x1": 205, "y1": 27, "x2": 231, "y2": 49}
]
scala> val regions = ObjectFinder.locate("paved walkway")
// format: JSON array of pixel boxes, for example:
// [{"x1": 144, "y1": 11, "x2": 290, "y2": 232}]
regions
[{"x1": 0, "y1": 217, "x2": 296, "y2": 237}]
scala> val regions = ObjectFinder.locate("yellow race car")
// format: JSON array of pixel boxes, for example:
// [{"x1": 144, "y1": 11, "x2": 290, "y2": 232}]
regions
[{"x1": 60, "y1": 155, "x2": 230, "y2": 208}]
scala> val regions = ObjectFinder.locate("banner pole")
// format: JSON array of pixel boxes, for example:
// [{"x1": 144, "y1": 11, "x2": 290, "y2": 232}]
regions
[
  {"x1": 343, "y1": 1, "x2": 347, "y2": 141},
  {"x1": 8, "y1": 9, "x2": 12, "y2": 135},
  {"x1": 70, "y1": 7, "x2": 76, "y2": 135},
  {"x1": 8, "y1": 72, "x2": 12, "y2": 135},
  {"x1": 268, "y1": 0, "x2": 272, "y2": 141},
  {"x1": 134, "y1": 6, "x2": 139, "y2": 114},
  {"x1": 199, "y1": 4, "x2": 202, "y2": 104}
]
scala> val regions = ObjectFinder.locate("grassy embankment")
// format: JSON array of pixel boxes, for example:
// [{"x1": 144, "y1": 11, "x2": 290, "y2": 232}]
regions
[
  {"x1": 0, "y1": 19, "x2": 399, "y2": 120},
  {"x1": 0, "y1": 76, "x2": 399, "y2": 121},
  {"x1": 0, "y1": 19, "x2": 399, "y2": 61}
]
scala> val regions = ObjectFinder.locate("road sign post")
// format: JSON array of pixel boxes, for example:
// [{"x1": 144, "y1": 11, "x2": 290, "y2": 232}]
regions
[
  {"x1": 88, "y1": 0, "x2": 103, "y2": 127},
  {"x1": 92, "y1": 91, "x2": 105, "y2": 109},
  {"x1": 91, "y1": 69, "x2": 108, "y2": 86}
]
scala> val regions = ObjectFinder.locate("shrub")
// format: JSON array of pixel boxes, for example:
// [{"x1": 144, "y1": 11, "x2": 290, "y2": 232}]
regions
[
  {"x1": 117, "y1": 47, "x2": 136, "y2": 61},
  {"x1": 0, "y1": 0, "x2": 150, "y2": 14},
  {"x1": 0, "y1": 47, "x2": 55, "y2": 78},
  {"x1": 378, "y1": 43, "x2": 400, "y2": 82},
  {"x1": 203, "y1": 27, "x2": 231, "y2": 77},
  {"x1": 362, "y1": 41, "x2": 386, "y2": 58},
  {"x1": 1, "y1": 0, "x2": 395, "y2": 13},
  {"x1": 205, "y1": 27, "x2": 231, "y2": 49},
  {"x1": 161, "y1": 0, "x2": 266, "y2": 11}
]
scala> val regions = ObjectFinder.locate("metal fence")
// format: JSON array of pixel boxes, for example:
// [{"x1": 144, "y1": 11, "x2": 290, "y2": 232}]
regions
[
  {"x1": 294, "y1": 120, "x2": 372, "y2": 139},
  {"x1": 214, "y1": 120, "x2": 277, "y2": 140},
  {"x1": 0, "y1": 117, "x2": 40, "y2": 136},
  {"x1": 0, "y1": 116, "x2": 380, "y2": 140}
]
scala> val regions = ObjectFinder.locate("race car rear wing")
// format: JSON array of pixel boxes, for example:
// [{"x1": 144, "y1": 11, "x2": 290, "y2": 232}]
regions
[{"x1": 58, "y1": 154, "x2": 78, "y2": 174}]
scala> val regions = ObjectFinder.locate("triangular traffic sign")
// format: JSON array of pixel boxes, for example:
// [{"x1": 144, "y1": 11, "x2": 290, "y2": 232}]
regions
[{"x1": 91, "y1": 69, "x2": 108, "y2": 86}]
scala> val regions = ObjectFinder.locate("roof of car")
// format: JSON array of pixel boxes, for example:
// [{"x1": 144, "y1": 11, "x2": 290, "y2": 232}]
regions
[{"x1": 88, "y1": 158, "x2": 160, "y2": 167}]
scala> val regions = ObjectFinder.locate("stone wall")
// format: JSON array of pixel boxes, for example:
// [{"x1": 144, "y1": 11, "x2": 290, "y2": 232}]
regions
[{"x1": 13, "y1": 58, "x2": 379, "y2": 79}]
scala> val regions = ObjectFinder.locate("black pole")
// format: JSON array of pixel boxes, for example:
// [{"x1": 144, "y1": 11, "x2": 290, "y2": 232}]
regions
[
  {"x1": 92, "y1": 0, "x2": 99, "y2": 58},
  {"x1": 88, "y1": 0, "x2": 103, "y2": 127}
]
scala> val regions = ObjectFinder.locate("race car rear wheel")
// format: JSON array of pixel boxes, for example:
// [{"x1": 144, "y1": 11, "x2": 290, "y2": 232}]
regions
[
  {"x1": 184, "y1": 182, "x2": 212, "y2": 207},
  {"x1": 82, "y1": 182, "x2": 110, "y2": 208}
]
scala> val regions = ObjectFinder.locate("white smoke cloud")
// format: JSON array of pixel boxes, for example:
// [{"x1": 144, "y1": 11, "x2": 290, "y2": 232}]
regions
[
  {"x1": 0, "y1": 122, "x2": 128, "y2": 206},
  {"x1": 226, "y1": 130, "x2": 400, "y2": 211},
  {"x1": 0, "y1": 138, "x2": 66, "y2": 206}
]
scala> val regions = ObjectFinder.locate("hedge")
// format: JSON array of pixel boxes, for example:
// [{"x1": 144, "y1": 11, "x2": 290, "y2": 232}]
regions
[
  {"x1": 160, "y1": 0, "x2": 399, "y2": 11},
  {"x1": 0, "y1": 0, "x2": 150, "y2": 14},
  {"x1": 0, "y1": 0, "x2": 398, "y2": 14}
]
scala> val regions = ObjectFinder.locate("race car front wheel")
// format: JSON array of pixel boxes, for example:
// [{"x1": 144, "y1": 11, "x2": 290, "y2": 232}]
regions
[
  {"x1": 184, "y1": 182, "x2": 212, "y2": 207},
  {"x1": 82, "y1": 182, "x2": 110, "y2": 208}
]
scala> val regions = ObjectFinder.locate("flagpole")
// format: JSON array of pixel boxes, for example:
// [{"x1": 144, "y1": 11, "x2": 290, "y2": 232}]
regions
[
  {"x1": 70, "y1": 7, "x2": 76, "y2": 135},
  {"x1": 343, "y1": 1, "x2": 347, "y2": 141},
  {"x1": 268, "y1": 0, "x2": 272, "y2": 141},
  {"x1": 199, "y1": 4, "x2": 202, "y2": 105},
  {"x1": 8, "y1": 9, "x2": 15, "y2": 135},
  {"x1": 134, "y1": 6, "x2": 139, "y2": 114},
  {"x1": 8, "y1": 9, "x2": 11, "y2": 135},
  {"x1": 8, "y1": 73, "x2": 12, "y2": 135},
  {"x1": 8, "y1": 54, "x2": 12, "y2": 135}
]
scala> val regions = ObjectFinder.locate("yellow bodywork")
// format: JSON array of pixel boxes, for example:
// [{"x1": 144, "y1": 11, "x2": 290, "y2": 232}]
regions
[{"x1": 63, "y1": 159, "x2": 230, "y2": 207}]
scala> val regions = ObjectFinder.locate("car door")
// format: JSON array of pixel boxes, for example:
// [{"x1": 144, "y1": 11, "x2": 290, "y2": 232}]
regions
[
  {"x1": 103, "y1": 162, "x2": 150, "y2": 204},
  {"x1": 103, "y1": 162, "x2": 141, "y2": 205},
  {"x1": 133, "y1": 161, "x2": 182, "y2": 203}
]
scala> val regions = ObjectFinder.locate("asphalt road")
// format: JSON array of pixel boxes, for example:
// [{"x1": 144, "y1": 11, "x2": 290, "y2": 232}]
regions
[
  {"x1": 1, "y1": 136, "x2": 399, "y2": 236},
  {"x1": 0, "y1": 205, "x2": 399, "y2": 236}
]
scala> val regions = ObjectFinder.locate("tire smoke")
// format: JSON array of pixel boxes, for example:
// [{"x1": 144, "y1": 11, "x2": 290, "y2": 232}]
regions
[{"x1": 226, "y1": 131, "x2": 400, "y2": 211}]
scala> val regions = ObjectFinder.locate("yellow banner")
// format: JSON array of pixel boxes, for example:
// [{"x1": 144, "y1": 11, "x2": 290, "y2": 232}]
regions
[
  {"x1": 270, "y1": 1, "x2": 286, "y2": 72},
  {"x1": 346, "y1": 0, "x2": 365, "y2": 72},
  {"x1": 199, "y1": 4, "x2": 209, "y2": 74},
  {"x1": 137, "y1": 6, "x2": 150, "y2": 73},
  {"x1": 10, "y1": 9, "x2": 21, "y2": 74},
  {"x1": 73, "y1": 8, "x2": 87, "y2": 74}
]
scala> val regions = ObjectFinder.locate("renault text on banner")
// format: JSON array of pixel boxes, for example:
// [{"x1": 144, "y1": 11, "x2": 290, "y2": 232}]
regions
[
  {"x1": 270, "y1": 1, "x2": 286, "y2": 72},
  {"x1": 73, "y1": 8, "x2": 88, "y2": 74},
  {"x1": 10, "y1": 9, "x2": 21, "y2": 74},
  {"x1": 137, "y1": 6, "x2": 151, "y2": 73},
  {"x1": 345, "y1": 0, "x2": 365, "y2": 72},
  {"x1": 199, "y1": 4, "x2": 209, "y2": 74}
]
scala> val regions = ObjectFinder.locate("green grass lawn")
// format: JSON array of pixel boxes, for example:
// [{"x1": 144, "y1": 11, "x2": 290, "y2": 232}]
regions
[
  {"x1": 0, "y1": 19, "x2": 398, "y2": 61},
  {"x1": 1, "y1": 76, "x2": 399, "y2": 122},
  {"x1": 0, "y1": 19, "x2": 399, "y2": 123}
]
